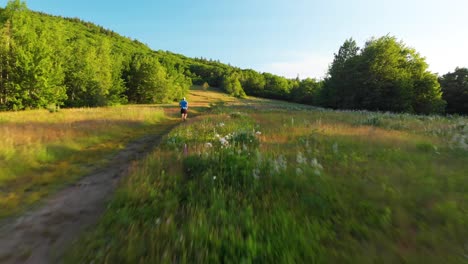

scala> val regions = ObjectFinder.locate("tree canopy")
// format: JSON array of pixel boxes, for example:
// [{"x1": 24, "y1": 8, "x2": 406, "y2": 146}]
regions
[
  {"x1": 0, "y1": 1, "x2": 465, "y2": 115},
  {"x1": 321, "y1": 36, "x2": 446, "y2": 114},
  {"x1": 440, "y1": 68, "x2": 468, "y2": 115}
]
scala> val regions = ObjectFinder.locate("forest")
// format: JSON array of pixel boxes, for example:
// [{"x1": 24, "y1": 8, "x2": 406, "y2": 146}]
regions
[{"x1": 0, "y1": 0, "x2": 466, "y2": 115}]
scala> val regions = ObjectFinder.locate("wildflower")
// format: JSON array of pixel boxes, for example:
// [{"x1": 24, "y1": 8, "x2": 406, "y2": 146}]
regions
[
  {"x1": 252, "y1": 168, "x2": 260, "y2": 179},
  {"x1": 219, "y1": 137, "x2": 229, "y2": 146},
  {"x1": 218, "y1": 122, "x2": 225, "y2": 127},
  {"x1": 296, "y1": 167, "x2": 303, "y2": 175},
  {"x1": 255, "y1": 131, "x2": 262, "y2": 135},
  {"x1": 296, "y1": 151, "x2": 306, "y2": 164},
  {"x1": 273, "y1": 155, "x2": 287, "y2": 173},
  {"x1": 310, "y1": 158, "x2": 323, "y2": 170},
  {"x1": 215, "y1": 133, "x2": 220, "y2": 138},
  {"x1": 213, "y1": 176, "x2": 217, "y2": 180},
  {"x1": 332, "y1": 142, "x2": 339, "y2": 154},
  {"x1": 205, "y1": 142, "x2": 213, "y2": 148}
]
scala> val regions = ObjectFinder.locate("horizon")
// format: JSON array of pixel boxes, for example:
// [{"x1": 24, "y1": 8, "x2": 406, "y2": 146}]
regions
[{"x1": 1, "y1": 0, "x2": 467, "y2": 79}]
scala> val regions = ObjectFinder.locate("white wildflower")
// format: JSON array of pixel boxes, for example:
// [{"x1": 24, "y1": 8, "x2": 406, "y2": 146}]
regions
[
  {"x1": 255, "y1": 131, "x2": 262, "y2": 135},
  {"x1": 310, "y1": 158, "x2": 323, "y2": 170},
  {"x1": 296, "y1": 151, "x2": 307, "y2": 164},
  {"x1": 296, "y1": 167, "x2": 303, "y2": 175},
  {"x1": 215, "y1": 133, "x2": 220, "y2": 138},
  {"x1": 252, "y1": 168, "x2": 260, "y2": 179},
  {"x1": 213, "y1": 176, "x2": 217, "y2": 180},
  {"x1": 255, "y1": 150, "x2": 263, "y2": 164},
  {"x1": 332, "y1": 142, "x2": 339, "y2": 154},
  {"x1": 205, "y1": 142, "x2": 213, "y2": 148},
  {"x1": 273, "y1": 155, "x2": 287, "y2": 172},
  {"x1": 218, "y1": 122, "x2": 225, "y2": 127},
  {"x1": 219, "y1": 137, "x2": 229, "y2": 146}
]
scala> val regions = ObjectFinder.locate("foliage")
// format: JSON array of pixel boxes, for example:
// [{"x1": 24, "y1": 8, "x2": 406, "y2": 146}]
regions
[
  {"x1": 222, "y1": 71, "x2": 246, "y2": 98},
  {"x1": 0, "y1": 105, "x2": 168, "y2": 218},
  {"x1": 65, "y1": 93, "x2": 468, "y2": 263},
  {"x1": 0, "y1": 0, "x2": 190, "y2": 110},
  {"x1": 0, "y1": 1, "x2": 465, "y2": 116},
  {"x1": 321, "y1": 36, "x2": 446, "y2": 114},
  {"x1": 440, "y1": 67, "x2": 468, "y2": 115}
]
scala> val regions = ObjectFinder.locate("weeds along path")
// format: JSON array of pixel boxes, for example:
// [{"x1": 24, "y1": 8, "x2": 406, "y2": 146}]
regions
[
  {"x1": 0, "y1": 119, "x2": 180, "y2": 264},
  {"x1": 0, "y1": 87, "x2": 233, "y2": 264}
]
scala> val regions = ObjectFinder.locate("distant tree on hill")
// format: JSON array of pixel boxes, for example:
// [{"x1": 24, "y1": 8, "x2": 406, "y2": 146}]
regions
[
  {"x1": 124, "y1": 53, "x2": 170, "y2": 103},
  {"x1": 222, "y1": 72, "x2": 246, "y2": 98},
  {"x1": 439, "y1": 68, "x2": 468, "y2": 114},
  {"x1": 262, "y1": 73, "x2": 291, "y2": 99},
  {"x1": 240, "y1": 69, "x2": 266, "y2": 96},
  {"x1": 321, "y1": 38, "x2": 359, "y2": 109},
  {"x1": 321, "y1": 36, "x2": 445, "y2": 114},
  {"x1": 290, "y1": 78, "x2": 323, "y2": 104}
]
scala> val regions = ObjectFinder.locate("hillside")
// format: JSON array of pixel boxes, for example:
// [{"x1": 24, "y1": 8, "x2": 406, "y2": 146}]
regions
[
  {"x1": 2, "y1": 0, "x2": 465, "y2": 115},
  {"x1": 0, "y1": 0, "x2": 298, "y2": 110}
]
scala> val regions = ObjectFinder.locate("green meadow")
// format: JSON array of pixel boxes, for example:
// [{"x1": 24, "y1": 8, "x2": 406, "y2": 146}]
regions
[
  {"x1": 65, "y1": 90, "x2": 468, "y2": 263},
  {"x1": 0, "y1": 106, "x2": 169, "y2": 218}
]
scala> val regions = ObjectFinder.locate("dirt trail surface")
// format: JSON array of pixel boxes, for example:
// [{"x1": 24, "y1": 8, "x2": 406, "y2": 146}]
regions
[{"x1": 0, "y1": 121, "x2": 177, "y2": 264}]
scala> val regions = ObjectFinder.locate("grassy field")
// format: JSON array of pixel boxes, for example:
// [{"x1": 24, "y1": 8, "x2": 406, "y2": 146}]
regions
[
  {"x1": 0, "y1": 86, "x2": 234, "y2": 219},
  {"x1": 64, "y1": 90, "x2": 468, "y2": 263},
  {"x1": 0, "y1": 105, "x2": 171, "y2": 218}
]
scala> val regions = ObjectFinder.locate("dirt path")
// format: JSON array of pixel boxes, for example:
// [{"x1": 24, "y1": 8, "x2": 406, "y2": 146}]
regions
[{"x1": 0, "y1": 121, "x2": 178, "y2": 264}]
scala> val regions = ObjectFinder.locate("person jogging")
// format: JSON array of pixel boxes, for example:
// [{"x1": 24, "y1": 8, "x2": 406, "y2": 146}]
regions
[{"x1": 179, "y1": 97, "x2": 188, "y2": 121}]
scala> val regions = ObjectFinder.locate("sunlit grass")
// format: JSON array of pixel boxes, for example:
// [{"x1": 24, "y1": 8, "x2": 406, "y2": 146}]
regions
[
  {"x1": 0, "y1": 86, "x2": 237, "y2": 219},
  {"x1": 0, "y1": 105, "x2": 168, "y2": 218},
  {"x1": 65, "y1": 94, "x2": 468, "y2": 263}
]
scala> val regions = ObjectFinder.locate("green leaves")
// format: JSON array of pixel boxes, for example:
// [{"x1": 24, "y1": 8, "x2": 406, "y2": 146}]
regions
[
  {"x1": 440, "y1": 67, "x2": 468, "y2": 114},
  {"x1": 222, "y1": 72, "x2": 246, "y2": 98},
  {"x1": 322, "y1": 36, "x2": 446, "y2": 114}
]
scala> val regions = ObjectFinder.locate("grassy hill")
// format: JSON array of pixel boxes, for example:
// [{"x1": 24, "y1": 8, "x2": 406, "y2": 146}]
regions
[{"x1": 64, "y1": 88, "x2": 468, "y2": 263}]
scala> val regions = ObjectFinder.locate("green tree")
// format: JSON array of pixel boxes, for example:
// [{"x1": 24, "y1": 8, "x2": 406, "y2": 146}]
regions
[
  {"x1": 262, "y1": 73, "x2": 291, "y2": 99},
  {"x1": 290, "y1": 78, "x2": 323, "y2": 104},
  {"x1": 240, "y1": 69, "x2": 266, "y2": 96},
  {"x1": 0, "y1": 19, "x2": 14, "y2": 109},
  {"x1": 3, "y1": 0, "x2": 66, "y2": 109},
  {"x1": 322, "y1": 36, "x2": 445, "y2": 114},
  {"x1": 222, "y1": 72, "x2": 246, "y2": 98},
  {"x1": 125, "y1": 53, "x2": 170, "y2": 103},
  {"x1": 440, "y1": 68, "x2": 468, "y2": 114},
  {"x1": 321, "y1": 38, "x2": 359, "y2": 108}
]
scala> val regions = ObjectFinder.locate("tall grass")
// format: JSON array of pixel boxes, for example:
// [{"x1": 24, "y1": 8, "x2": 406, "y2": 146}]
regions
[
  {"x1": 0, "y1": 106, "x2": 167, "y2": 218},
  {"x1": 66, "y1": 98, "x2": 467, "y2": 263}
]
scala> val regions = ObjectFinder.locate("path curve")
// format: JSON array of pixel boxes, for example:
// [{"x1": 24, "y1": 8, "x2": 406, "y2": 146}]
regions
[{"x1": 0, "y1": 121, "x2": 178, "y2": 264}]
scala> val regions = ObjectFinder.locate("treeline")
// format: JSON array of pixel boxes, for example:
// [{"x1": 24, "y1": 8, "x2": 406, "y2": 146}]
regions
[
  {"x1": 0, "y1": 0, "x2": 190, "y2": 110},
  {"x1": 190, "y1": 37, "x2": 466, "y2": 115},
  {"x1": 173, "y1": 38, "x2": 466, "y2": 115},
  {"x1": 0, "y1": 0, "x2": 466, "y2": 115}
]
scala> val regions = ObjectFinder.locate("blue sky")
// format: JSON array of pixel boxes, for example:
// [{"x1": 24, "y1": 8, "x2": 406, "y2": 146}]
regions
[{"x1": 1, "y1": 0, "x2": 467, "y2": 78}]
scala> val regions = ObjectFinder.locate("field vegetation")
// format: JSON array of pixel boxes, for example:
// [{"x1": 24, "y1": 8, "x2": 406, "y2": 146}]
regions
[
  {"x1": 0, "y1": 106, "x2": 169, "y2": 218},
  {"x1": 65, "y1": 90, "x2": 467, "y2": 263}
]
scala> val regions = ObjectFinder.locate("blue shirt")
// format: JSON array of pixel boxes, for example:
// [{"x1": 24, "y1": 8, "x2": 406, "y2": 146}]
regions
[{"x1": 179, "y1": 100, "x2": 188, "y2": 109}]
